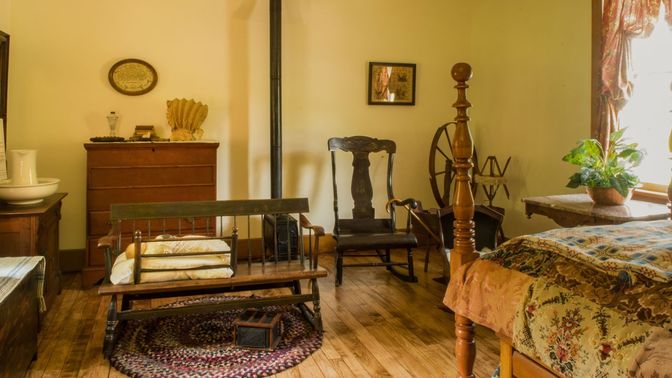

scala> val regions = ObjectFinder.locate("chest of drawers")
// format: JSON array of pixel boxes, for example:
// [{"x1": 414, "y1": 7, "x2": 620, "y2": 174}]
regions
[{"x1": 83, "y1": 142, "x2": 218, "y2": 287}]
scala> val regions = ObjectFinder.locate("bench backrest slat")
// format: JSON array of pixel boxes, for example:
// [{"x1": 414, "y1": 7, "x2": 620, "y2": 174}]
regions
[{"x1": 110, "y1": 198, "x2": 309, "y2": 220}]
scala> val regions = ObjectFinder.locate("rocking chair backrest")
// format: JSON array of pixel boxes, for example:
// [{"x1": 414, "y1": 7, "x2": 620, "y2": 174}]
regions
[{"x1": 328, "y1": 136, "x2": 397, "y2": 236}]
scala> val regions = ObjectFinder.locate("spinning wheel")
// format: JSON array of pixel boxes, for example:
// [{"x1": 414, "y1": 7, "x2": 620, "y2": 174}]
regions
[{"x1": 429, "y1": 122, "x2": 479, "y2": 208}]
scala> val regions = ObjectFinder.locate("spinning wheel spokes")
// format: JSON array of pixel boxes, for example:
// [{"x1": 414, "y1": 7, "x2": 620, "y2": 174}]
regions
[{"x1": 429, "y1": 122, "x2": 478, "y2": 208}]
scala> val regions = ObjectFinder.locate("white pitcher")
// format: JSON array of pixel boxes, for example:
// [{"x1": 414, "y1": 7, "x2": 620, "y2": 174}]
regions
[{"x1": 8, "y1": 149, "x2": 38, "y2": 185}]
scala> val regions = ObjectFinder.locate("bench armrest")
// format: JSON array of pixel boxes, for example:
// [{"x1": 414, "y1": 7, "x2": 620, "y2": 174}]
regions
[
  {"x1": 299, "y1": 214, "x2": 324, "y2": 269},
  {"x1": 97, "y1": 224, "x2": 120, "y2": 283}
]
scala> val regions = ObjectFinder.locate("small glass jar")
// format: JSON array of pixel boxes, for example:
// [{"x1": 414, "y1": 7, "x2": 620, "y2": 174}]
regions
[{"x1": 106, "y1": 111, "x2": 119, "y2": 137}]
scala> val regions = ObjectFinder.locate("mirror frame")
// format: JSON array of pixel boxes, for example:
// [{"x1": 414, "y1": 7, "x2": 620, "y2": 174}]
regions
[{"x1": 0, "y1": 30, "x2": 8, "y2": 144}]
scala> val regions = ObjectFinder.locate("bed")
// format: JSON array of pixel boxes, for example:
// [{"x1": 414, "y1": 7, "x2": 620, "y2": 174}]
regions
[
  {"x1": 443, "y1": 63, "x2": 672, "y2": 378},
  {"x1": 96, "y1": 198, "x2": 327, "y2": 358}
]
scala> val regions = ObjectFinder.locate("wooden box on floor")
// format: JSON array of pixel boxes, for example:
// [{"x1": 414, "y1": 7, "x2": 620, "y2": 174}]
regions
[{"x1": 234, "y1": 309, "x2": 282, "y2": 351}]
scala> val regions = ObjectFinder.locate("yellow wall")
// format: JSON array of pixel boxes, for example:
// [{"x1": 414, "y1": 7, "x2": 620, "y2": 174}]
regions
[
  {"x1": 6, "y1": 1, "x2": 592, "y2": 250},
  {"x1": 463, "y1": 0, "x2": 592, "y2": 235},
  {"x1": 0, "y1": 0, "x2": 9, "y2": 32},
  {"x1": 7, "y1": 0, "x2": 472, "y2": 249}
]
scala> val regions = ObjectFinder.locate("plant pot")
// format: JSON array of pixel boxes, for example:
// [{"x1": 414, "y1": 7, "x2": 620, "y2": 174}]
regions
[{"x1": 586, "y1": 187, "x2": 632, "y2": 206}]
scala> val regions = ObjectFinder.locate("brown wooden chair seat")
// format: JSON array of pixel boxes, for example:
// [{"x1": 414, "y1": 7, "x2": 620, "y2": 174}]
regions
[
  {"x1": 328, "y1": 136, "x2": 419, "y2": 286},
  {"x1": 335, "y1": 233, "x2": 417, "y2": 251}
]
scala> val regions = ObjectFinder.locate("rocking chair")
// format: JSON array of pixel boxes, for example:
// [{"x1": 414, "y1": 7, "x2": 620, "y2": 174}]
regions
[{"x1": 328, "y1": 136, "x2": 418, "y2": 286}]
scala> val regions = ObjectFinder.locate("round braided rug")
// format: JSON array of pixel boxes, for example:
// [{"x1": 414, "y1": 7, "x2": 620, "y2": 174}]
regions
[{"x1": 110, "y1": 296, "x2": 323, "y2": 378}]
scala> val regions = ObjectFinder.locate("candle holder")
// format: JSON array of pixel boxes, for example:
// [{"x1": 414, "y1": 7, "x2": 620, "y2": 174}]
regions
[{"x1": 107, "y1": 111, "x2": 119, "y2": 137}]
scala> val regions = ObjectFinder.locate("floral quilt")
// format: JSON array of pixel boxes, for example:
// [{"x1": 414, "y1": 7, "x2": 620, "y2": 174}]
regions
[
  {"x1": 445, "y1": 220, "x2": 672, "y2": 378},
  {"x1": 495, "y1": 220, "x2": 672, "y2": 283}
]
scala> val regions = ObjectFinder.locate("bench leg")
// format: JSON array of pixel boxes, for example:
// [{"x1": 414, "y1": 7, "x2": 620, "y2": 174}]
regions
[
  {"x1": 292, "y1": 280, "x2": 301, "y2": 295},
  {"x1": 296, "y1": 279, "x2": 322, "y2": 332},
  {"x1": 121, "y1": 295, "x2": 131, "y2": 311},
  {"x1": 103, "y1": 294, "x2": 118, "y2": 359},
  {"x1": 311, "y1": 278, "x2": 323, "y2": 332}
]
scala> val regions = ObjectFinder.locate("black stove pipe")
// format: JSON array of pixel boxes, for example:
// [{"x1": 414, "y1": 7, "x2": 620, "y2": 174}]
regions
[{"x1": 270, "y1": 0, "x2": 282, "y2": 199}]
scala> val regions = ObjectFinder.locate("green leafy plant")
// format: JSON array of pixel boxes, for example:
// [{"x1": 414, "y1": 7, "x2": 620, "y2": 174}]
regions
[{"x1": 562, "y1": 129, "x2": 645, "y2": 197}]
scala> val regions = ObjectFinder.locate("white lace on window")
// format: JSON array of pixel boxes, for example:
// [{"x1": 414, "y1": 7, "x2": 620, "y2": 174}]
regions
[{"x1": 619, "y1": 12, "x2": 672, "y2": 189}]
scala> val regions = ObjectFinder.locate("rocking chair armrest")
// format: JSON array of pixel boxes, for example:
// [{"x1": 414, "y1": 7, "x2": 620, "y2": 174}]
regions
[
  {"x1": 387, "y1": 198, "x2": 419, "y2": 234},
  {"x1": 386, "y1": 197, "x2": 418, "y2": 212}
]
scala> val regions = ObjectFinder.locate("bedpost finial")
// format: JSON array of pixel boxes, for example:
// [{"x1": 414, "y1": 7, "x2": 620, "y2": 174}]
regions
[{"x1": 451, "y1": 63, "x2": 472, "y2": 82}]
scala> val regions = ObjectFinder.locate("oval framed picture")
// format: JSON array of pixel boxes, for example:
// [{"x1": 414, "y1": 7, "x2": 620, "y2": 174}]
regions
[{"x1": 108, "y1": 58, "x2": 158, "y2": 96}]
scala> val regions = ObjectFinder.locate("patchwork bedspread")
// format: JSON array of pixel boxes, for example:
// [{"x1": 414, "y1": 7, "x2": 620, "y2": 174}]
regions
[{"x1": 444, "y1": 220, "x2": 672, "y2": 378}]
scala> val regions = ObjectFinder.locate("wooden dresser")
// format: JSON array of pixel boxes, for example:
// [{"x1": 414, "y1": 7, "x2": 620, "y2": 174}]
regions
[
  {"x1": 0, "y1": 193, "x2": 66, "y2": 310},
  {"x1": 83, "y1": 142, "x2": 219, "y2": 287}
]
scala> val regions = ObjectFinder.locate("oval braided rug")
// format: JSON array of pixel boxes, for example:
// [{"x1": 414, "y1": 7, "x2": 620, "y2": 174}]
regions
[{"x1": 110, "y1": 296, "x2": 323, "y2": 377}]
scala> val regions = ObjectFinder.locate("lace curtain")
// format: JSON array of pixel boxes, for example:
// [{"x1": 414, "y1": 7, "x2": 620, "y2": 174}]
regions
[{"x1": 595, "y1": 0, "x2": 672, "y2": 148}]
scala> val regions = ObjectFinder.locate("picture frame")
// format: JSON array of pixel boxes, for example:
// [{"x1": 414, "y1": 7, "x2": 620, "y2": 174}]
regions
[
  {"x1": 367, "y1": 62, "x2": 416, "y2": 106},
  {"x1": 108, "y1": 58, "x2": 158, "y2": 96},
  {"x1": 0, "y1": 30, "x2": 9, "y2": 143}
]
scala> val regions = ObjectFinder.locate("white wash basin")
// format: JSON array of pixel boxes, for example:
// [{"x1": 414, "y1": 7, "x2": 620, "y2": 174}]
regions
[{"x1": 0, "y1": 178, "x2": 60, "y2": 205}]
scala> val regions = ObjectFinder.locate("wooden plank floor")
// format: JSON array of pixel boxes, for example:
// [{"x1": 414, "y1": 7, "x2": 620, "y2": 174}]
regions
[{"x1": 27, "y1": 251, "x2": 499, "y2": 377}]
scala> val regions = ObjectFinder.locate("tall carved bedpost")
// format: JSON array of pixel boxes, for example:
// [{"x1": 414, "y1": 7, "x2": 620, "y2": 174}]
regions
[{"x1": 450, "y1": 63, "x2": 478, "y2": 378}]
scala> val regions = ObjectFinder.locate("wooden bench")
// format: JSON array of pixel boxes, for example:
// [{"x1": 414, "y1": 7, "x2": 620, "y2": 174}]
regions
[{"x1": 97, "y1": 198, "x2": 326, "y2": 358}]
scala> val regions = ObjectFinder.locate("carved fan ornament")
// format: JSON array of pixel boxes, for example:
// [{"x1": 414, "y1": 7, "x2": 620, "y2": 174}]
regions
[{"x1": 166, "y1": 98, "x2": 209, "y2": 141}]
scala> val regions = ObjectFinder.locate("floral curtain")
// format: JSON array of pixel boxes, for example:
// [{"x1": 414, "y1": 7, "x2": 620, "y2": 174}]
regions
[{"x1": 595, "y1": 0, "x2": 672, "y2": 149}]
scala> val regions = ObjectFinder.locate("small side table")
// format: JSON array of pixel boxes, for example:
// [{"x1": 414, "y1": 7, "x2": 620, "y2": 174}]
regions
[{"x1": 523, "y1": 193, "x2": 669, "y2": 227}]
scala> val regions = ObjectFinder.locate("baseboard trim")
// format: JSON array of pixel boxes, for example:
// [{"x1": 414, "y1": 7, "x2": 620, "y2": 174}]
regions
[{"x1": 60, "y1": 248, "x2": 86, "y2": 272}]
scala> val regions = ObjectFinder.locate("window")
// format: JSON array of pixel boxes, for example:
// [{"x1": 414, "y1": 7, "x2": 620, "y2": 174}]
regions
[{"x1": 619, "y1": 13, "x2": 672, "y2": 191}]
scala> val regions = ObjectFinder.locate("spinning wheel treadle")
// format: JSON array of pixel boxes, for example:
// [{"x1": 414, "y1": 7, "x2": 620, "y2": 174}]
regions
[{"x1": 428, "y1": 122, "x2": 479, "y2": 208}]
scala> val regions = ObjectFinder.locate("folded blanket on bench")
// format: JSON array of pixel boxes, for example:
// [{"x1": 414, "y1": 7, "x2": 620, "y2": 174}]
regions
[
  {"x1": 124, "y1": 234, "x2": 231, "y2": 258},
  {"x1": 111, "y1": 235, "x2": 233, "y2": 285}
]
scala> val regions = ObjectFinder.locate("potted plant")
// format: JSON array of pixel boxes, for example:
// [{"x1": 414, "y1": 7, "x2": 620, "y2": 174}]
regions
[{"x1": 562, "y1": 129, "x2": 645, "y2": 205}]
